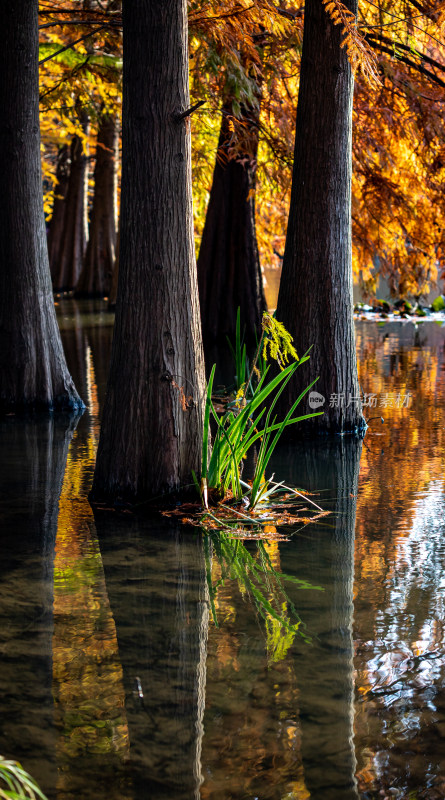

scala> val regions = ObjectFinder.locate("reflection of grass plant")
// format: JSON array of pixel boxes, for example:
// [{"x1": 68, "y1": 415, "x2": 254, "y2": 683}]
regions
[
  {"x1": 203, "y1": 531, "x2": 322, "y2": 661},
  {"x1": 0, "y1": 758, "x2": 48, "y2": 800}
]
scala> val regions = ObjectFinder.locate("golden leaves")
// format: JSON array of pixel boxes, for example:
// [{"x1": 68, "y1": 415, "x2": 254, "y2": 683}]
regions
[{"x1": 323, "y1": 0, "x2": 381, "y2": 87}]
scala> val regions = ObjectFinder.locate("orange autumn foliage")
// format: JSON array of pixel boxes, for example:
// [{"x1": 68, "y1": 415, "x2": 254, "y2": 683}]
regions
[{"x1": 38, "y1": 0, "x2": 445, "y2": 298}]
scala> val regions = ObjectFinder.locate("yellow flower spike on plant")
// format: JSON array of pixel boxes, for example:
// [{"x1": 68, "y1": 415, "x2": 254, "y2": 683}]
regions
[
  {"x1": 234, "y1": 384, "x2": 246, "y2": 408},
  {"x1": 261, "y1": 312, "x2": 299, "y2": 370}
]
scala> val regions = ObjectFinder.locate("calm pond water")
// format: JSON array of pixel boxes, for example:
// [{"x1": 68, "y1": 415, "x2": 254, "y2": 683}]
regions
[{"x1": 0, "y1": 301, "x2": 445, "y2": 800}]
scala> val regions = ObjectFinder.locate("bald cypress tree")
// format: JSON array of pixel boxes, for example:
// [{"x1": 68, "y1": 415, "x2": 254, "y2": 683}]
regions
[
  {"x1": 91, "y1": 0, "x2": 205, "y2": 503},
  {"x1": 197, "y1": 99, "x2": 266, "y2": 355},
  {"x1": 0, "y1": 0, "x2": 83, "y2": 412},
  {"x1": 76, "y1": 113, "x2": 118, "y2": 298},
  {"x1": 276, "y1": 0, "x2": 365, "y2": 434}
]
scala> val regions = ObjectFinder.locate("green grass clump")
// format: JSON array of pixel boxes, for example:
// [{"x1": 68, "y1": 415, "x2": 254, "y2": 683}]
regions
[
  {"x1": 0, "y1": 758, "x2": 48, "y2": 800},
  {"x1": 194, "y1": 312, "x2": 321, "y2": 512}
]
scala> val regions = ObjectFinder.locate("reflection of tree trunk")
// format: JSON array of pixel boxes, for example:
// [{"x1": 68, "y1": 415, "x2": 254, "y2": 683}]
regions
[
  {"x1": 278, "y1": 438, "x2": 362, "y2": 800},
  {"x1": 48, "y1": 144, "x2": 70, "y2": 281},
  {"x1": 0, "y1": 415, "x2": 79, "y2": 792},
  {"x1": 197, "y1": 101, "x2": 266, "y2": 354},
  {"x1": 97, "y1": 517, "x2": 208, "y2": 799},
  {"x1": 85, "y1": 322, "x2": 114, "y2": 413},
  {"x1": 57, "y1": 297, "x2": 89, "y2": 402},
  {"x1": 53, "y1": 119, "x2": 89, "y2": 292},
  {"x1": 76, "y1": 114, "x2": 118, "y2": 298},
  {"x1": 53, "y1": 508, "x2": 130, "y2": 799}
]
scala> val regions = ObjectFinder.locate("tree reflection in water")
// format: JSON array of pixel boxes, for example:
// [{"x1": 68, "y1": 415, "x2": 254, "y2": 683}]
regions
[
  {"x1": 273, "y1": 437, "x2": 362, "y2": 800},
  {"x1": 95, "y1": 517, "x2": 209, "y2": 800},
  {"x1": 1, "y1": 308, "x2": 445, "y2": 800},
  {"x1": 198, "y1": 434, "x2": 364, "y2": 799},
  {"x1": 0, "y1": 414, "x2": 80, "y2": 791}
]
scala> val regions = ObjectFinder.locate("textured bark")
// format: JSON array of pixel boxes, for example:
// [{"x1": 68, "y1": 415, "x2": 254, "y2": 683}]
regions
[
  {"x1": 76, "y1": 113, "x2": 118, "y2": 297},
  {"x1": 48, "y1": 144, "x2": 70, "y2": 280},
  {"x1": 91, "y1": 0, "x2": 205, "y2": 502},
  {"x1": 52, "y1": 121, "x2": 89, "y2": 292},
  {"x1": 0, "y1": 0, "x2": 83, "y2": 412},
  {"x1": 197, "y1": 101, "x2": 266, "y2": 353},
  {"x1": 275, "y1": 0, "x2": 365, "y2": 434},
  {"x1": 108, "y1": 222, "x2": 120, "y2": 308}
]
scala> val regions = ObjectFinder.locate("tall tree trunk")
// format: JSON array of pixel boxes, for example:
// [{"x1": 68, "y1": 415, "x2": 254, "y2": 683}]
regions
[
  {"x1": 76, "y1": 113, "x2": 118, "y2": 298},
  {"x1": 53, "y1": 118, "x2": 89, "y2": 292},
  {"x1": 91, "y1": 0, "x2": 205, "y2": 503},
  {"x1": 197, "y1": 100, "x2": 266, "y2": 354},
  {"x1": 48, "y1": 144, "x2": 70, "y2": 281},
  {"x1": 0, "y1": 0, "x2": 83, "y2": 412},
  {"x1": 275, "y1": 0, "x2": 365, "y2": 434}
]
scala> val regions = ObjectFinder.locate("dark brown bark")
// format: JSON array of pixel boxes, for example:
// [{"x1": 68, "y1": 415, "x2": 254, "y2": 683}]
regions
[
  {"x1": 0, "y1": 0, "x2": 83, "y2": 412},
  {"x1": 197, "y1": 101, "x2": 266, "y2": 353},
  {"x1": 48, "y1": 144, "x2": 70, "y2": 281},
  {"x1": 91, "y1": 0, "x2": 205, "y2": 503},
  {"x1": 76, "y1": 113, "x2": 118, "y2": 298},
  {"x1": 52, "y1": 118, "x2": 89, "y2": 292},
  {"x1": 275, "y1": 0, "x2": 365, "y2": 434},
  {"x1": 108, "y1": 221, "x2": 120, "y2": 308}
]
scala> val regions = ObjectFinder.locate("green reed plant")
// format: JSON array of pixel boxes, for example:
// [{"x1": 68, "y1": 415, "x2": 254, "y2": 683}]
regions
[
  {"x1": 226, "y1": 309, "x2": 279, "y2": 399},
  {"x1": 0, "y1": 758, "x2": 48, "y2": 800},
  {"x1": 194, "y1": 348, "x2": 322, "y2": 510},
  {"x1": 226, "y1": 307, "x2": 249, "y2": 392}
]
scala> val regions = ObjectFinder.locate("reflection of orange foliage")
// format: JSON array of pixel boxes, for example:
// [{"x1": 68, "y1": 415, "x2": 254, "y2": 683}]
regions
[
  {"x1": 355, "y1": 324, "x2": 445, "y2": 555},
  {"x1": 354, "y1": 326, "x2": 445, "y2": 615},
  {"x1": 53, "y1": 412, "x2": 130, "y2": 796},
  {"x1": 210, "y1": 559, "x2": 240, "y2": 673},
  {"x1": 353, "y1": 323, "x2": 445, "y2": 797},
  {"x1": 86, "y1": 345, "x2": 100, "y2": 430}
]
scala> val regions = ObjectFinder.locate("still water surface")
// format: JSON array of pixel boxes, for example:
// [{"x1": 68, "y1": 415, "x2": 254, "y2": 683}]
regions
[{"x1": 0, "y1": 302, "x2": 444, "y2": 800}]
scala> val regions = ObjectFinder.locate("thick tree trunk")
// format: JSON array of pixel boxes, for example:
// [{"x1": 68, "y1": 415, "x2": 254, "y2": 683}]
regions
[
  {"x1": 91, "y1": 0, "x2": 205, "y2": 503},
  {"x1": 0, "y1": 0, "x2": 83, "y2": 412},
  {"x1": 76, "y1": 113, "x2": 118, "y2": 297},
  {"x1": 48, "y1": 144, "x2": 70, "y2": 281},
  {"x1": 197, "y1": 101, "x2": 266, "y2": 353},
  {"x1": 275, "y1": 0, "x2": 365, "y2": 434},
  {"x1": 52, "y1": 120, "x2": 89, "y2": 292}
]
